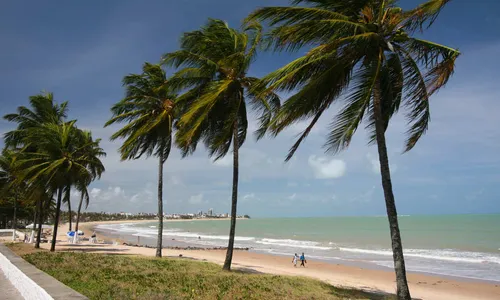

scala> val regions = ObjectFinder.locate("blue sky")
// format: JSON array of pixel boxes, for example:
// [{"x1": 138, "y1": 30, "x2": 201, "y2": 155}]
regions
[{"x1": 1, "y1": 0, "x2": 499, "y2": 217}]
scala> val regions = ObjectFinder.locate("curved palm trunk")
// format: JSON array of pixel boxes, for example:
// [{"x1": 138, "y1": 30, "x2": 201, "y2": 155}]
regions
[
  {"x1": 156, "y1": 154, "x2": 165, "y2": 258},
  {"x1": 74, "y1": 192, "x2": 85, "y2": 243},
  {"x1": 31, "y1": 206, "x2": 38, "y2": 244},
  {"x1": 12, "y1": 193, "x2": 17, "y2": 241},
  {"x1": 373, "y1": 93, "x2": 411, "y2": 300},
  {"x1": 75, "y1": 192, "x2": 84, "y2": 233},
  {"x1": 50, "y1": 187, "x2": 63, "y2": 252},
  {"x1": 223, "y1": 120, "x2": 239, "y2": 271},
  {"x1": 67, "y1": 192, "x2": 72, "y2": 232},
  {"x1": 35, "y1": 197, "x2": 43, "y2": 248}
]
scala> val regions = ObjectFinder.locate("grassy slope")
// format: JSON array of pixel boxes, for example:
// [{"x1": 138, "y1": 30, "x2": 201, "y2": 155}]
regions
[{"x1": 8, "y1": 244, "x2": 392, "y2": 300}]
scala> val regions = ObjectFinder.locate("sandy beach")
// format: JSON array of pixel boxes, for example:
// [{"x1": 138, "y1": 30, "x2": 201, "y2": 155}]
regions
[{"x1": 16, "y1": 220, "x2": 494, "y2": 300}]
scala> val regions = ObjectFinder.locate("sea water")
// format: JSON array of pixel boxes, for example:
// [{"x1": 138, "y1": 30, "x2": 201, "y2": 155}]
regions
[{"x1": 96, "y1": 214, "x2": 500, "y2": 282}]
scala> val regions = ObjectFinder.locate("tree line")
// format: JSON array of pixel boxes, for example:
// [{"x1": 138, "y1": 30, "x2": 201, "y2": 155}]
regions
[{"x1": 1, "y1": 1, "x2": 459, "y2": 299}]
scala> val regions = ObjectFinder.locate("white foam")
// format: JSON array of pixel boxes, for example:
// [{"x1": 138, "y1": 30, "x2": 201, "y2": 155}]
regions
[
  {"x1": 338, "y1": 247, "x2": 500, "y2": 265},
  {"x1": 256, "y1": 238, "x2": 332, "y2": 250}
]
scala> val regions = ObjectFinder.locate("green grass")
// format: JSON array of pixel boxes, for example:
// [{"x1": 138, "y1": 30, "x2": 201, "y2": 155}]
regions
[{"x1": 16, "y1": 248, "x2": 393, "y2": 299}]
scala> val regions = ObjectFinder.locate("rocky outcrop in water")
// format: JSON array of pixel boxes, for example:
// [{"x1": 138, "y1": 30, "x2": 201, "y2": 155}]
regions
[{"x1": 122, "y1": 242, "x2": 250, "y2": 251}]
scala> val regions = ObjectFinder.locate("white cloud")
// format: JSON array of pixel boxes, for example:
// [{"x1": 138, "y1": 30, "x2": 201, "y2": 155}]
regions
[
  {"x1": 308, "y1": 155, "x2": 347, "y2": 179},
  {"x1": 167, "y1": 176, "x2": 183, "y2": 186},
  {"x1": 90, "y1": 188, "x2": 101, "y2": 198},
  {"x1": 188, "y1": 193, "x2": 204, "y2": 205},
  {"x1": 113, "y1": 186, "x2": 124, "y2": 196},
  {"x1": 287, "y1": 182, "x2": 298, "y2": 187},
  {"x1": 366, "y1": 153, "x2": 398, "y2": 174},
  {"x1": 243, "y1": 193, "x2": 255, "y2": 200},
  {"x1": 288, "y1": 193, "x2": 297, "y2": 200},
  {"x1": 213, "y1": 155, "x2": 232, "y2": 167},
  {"x1": 130, "y1": 194, "x2": 141, "y2": 203},
  {"x1": 242, "y1": 193, "x2": 260, "y2": 203}
]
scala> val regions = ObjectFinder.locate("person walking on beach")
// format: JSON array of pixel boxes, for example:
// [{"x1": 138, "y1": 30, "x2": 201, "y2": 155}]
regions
[
  {"x1": 300, "y1": 252, "x2": 306, "y2": 267},
  {"x1": 292, "y1": 253, "x2": 299, "y2": 267},
  {"x1": 90, "y1": 231, "x2": 97, "y2": 243}
]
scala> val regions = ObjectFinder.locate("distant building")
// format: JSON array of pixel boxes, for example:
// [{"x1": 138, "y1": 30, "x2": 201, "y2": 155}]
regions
[{"x1": 208, "y1": 208, "x2": 213, "y2": 216}]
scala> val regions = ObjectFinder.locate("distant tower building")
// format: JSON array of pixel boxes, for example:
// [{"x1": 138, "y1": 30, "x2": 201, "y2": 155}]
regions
[{"x1": 208, "y1": 208, "x2": 213, "y2": 216}]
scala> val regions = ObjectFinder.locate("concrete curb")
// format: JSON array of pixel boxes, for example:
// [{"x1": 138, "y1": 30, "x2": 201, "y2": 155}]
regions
[{"x1": 0, "y1": 243, "x2": 88, "y2": 300}]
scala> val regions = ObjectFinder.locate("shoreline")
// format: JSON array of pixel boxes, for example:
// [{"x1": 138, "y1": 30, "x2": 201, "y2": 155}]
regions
[
  {"x1": 25, "y1": 220, "x2": 500, "y2": 300},
  {"x1": 82, "y1": 220, "x2": 499, "y2": 300},
  {"x1": 91, "y1": 221, "x2": 500, "y2": 285}
]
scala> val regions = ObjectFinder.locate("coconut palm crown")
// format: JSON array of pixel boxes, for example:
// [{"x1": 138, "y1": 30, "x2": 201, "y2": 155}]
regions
[{"x1": 247, "y1": 0, "x2": 459, "y2": 158}]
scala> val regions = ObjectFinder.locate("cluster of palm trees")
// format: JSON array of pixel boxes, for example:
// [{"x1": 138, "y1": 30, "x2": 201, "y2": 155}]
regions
[
  {"x1": 2, "y1": 1, "x2": 458, "y2": 299},
  {"x1": 0, "y1": 93, "x2": 105, "y2": 251}
]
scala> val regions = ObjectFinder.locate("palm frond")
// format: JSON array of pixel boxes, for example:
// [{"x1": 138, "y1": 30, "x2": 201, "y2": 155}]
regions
[
  {"x1": 246, "y1": 6, "x2": 349, "y2": 26},
  {"x1": 404, "y1": 0, "x2": 451, "y2": 32},
  {"x1": 398, "y1": 49, "x2": 431, "y2": 152},
  {"x1": 326, "y1": 55, "x2": 382, "y2": 154}
]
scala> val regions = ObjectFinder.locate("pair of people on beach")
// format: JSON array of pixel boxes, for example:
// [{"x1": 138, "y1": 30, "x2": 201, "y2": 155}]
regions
[{"x1": 292, "y1": 252, "x2": 306, "y2": 267}]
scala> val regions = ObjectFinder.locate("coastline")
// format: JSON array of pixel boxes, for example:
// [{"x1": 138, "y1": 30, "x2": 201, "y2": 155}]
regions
[{"x1": 63, "y1": 220, "x2": 500, "y2": 300}]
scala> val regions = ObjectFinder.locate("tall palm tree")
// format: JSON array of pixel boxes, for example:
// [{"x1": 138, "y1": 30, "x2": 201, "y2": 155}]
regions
[
  {"x1": 247, "y1": 0, "x2": 459, "y2": 298},
  {"x1": 105, "y1": 63, "x2": 177, "y2": 258},
  {"x1": 74, "y1": 131, "x2": 105, "y2": 238},
  {"x1": 162, "y1": 19, "x2": 280, "y2": 270}
]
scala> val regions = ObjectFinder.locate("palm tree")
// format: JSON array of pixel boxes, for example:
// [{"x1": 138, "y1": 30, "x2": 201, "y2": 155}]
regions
[
  {"x1": 18, "y1": 121, "x2": 95, "y2": 251},
  {"x1": 3, "y1": 92, "x2": 69, "y2": 245},
  {"x1": 74, "y1": 131, "x2": 105, "y2": 238},
  {"x1": 105, "y1": 63, "x2": 177, "y2": 258},
  {"x1": 162, "y1": 19, "x2": 279, "y2": 270},
  {"x1": 247, "y1": 0, "x2": 459, "y2": 298}
]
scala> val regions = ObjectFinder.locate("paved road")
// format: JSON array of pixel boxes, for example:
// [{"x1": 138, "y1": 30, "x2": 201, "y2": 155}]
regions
[{"x1": 0, "y1": 269, "x2": 24, "y2": 300}]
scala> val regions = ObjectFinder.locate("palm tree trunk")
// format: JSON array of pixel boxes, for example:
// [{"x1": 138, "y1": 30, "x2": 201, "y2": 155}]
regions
[
  {"x1": 50, "y1": 187, "x2": 63, "y2": 252},
  {"x1": 223, "y1": 120, "x2": 239, "y2": 271},
  {"x1": 35, "y1": 197, "x2": 43, "y2": 248},
  {"x1": 373, "y1": 92, "x2": 411, "y2": 300},
  {"x1": 31, "y1": 205, "x2": 38, "y2": 244},
  {"x1": 156, "y1": 154, "x2": 164, "y2": 258},
  {"x1": 68, "y1": 198, "x2": 73, "y2": 231},
  {"x1": 75, "y1": 192, "x2": 84, "y2": 233},
  {"x1": 12, "y1": 192, "x2": 17, "y2": 241},
  {"x1": 32, "y1": 208, "x2": 37, "y2": 229}
]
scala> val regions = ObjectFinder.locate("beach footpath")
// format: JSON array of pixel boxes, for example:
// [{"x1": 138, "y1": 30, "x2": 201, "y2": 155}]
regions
[{"x1": 0, "y1": 242, "x2": 87, "y2": 300}]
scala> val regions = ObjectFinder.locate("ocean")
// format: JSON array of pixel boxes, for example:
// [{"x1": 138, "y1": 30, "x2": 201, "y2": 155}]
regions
[{"x1": 96, "y1": 214, "x2": 500, "y2": 282}]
